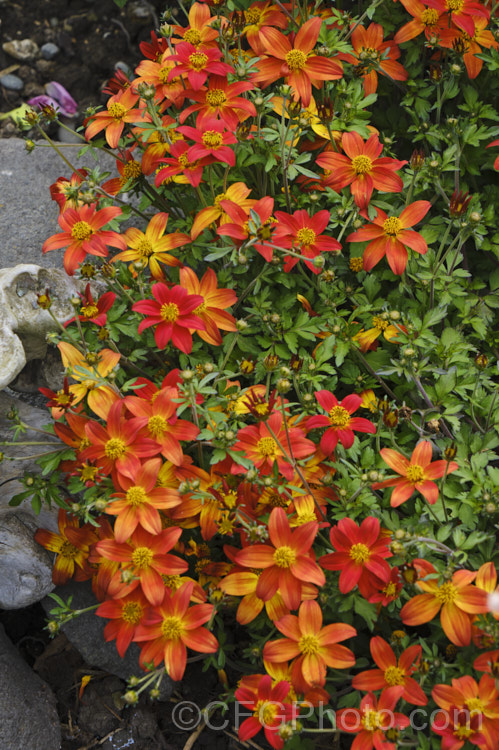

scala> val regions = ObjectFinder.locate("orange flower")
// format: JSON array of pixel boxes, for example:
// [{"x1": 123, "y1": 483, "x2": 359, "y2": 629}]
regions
[
  {"x1": 400, "y1": 565, "x2": 489, "y2": 646},
  {"x1": 57, "y1": 342, "x2": 121, "y2": 420},
  {"x1": 344, "y1": 22, "x2": 408, "y2": 94},
  {"x1": 179, "y1": 266, "x2": 237, "y2": 345},
  {"x1": 234, "y1": 507, "x2": 324, "y2": 610},
  {"x1": 42, "y1": 204, "x2": 126, "y2": 276},
  {"x1": 50, "y1": 170, "x2": 88, "y2": 213},
  {"x1": 317, "y1": 132, "x2": 406, "y2": 210},
  {"x1": 35, "y1": 509, "x2": 97, "y2": 585},
  {"x1": 372, "y1": 441, "x2": 458, "y2": 506},
  {"x1": 242, "y1": 1, "x2": 288, "y2": 55},
  {"x1": 165, "y1": 42, "x2": 234, "y2": 90},
  {"x1": 235, "y1": 674, "x2": 295, "y2": 750},
  {"x1": 354, "y1": 315, "x2": 404, "y2": 352},
  {"x1": 253, "y1": 17, "x2": 343, "y2": 107},
  {"x1": 172, "y1": 2, "x2": 219, "y2": 48},
  {"x1": 395, "y1": 0, "x2": 449, "y2": 44},
  {"x1": 353, "y1": 636, "x2": 427, "y2": 705},
  {"x1": 336, "y1": 687, "x2": 410, "y2": 750},
  {"x1": 133, "y1": 581, "x2": 218, "y2": 680},
  {"x1": 346, "y1": 200, "x2": 431, "y2": 275},
  {"x1": 96, "y1": 589, "x2": 149, "y2": 657},
  {"x1": 134, "y1": 50, "x2": 187, "y2": 106},
  {"x1": 84, "y1": 87, "x2": 140, "y2": 148},
  {"x1": 263, "y1": 599, "x2": 356, "y2": 693},
  {"x1": 432, "y1": 674, "x2": 499, "y2": 750},
  {"x1": 218, "y1": 568, "x2": 289, "y2": 625},
  {"x1": 425, "y1": 0, "x2": 490, "y2": 37},
  {"x1": 438, "y1": 16, "x2": 499, "y2": 78},
  {"x1": 180, "y1": 76, "x2": 257, "y2": 132},
  {"x1": 190, "y1": 181, "x2": 253, "y2": 239},
  {"x1": 113, "y1": 212, "x2": 189, "y2": 279}
]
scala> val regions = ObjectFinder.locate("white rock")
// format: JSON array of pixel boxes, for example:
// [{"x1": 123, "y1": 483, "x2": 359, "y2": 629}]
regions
[
  {"x1": 2, "y1": 38, "x2": 39, "y2": 61},
  {"x1": 0, "y1": 514, "x2": 54, "y2": 608}
]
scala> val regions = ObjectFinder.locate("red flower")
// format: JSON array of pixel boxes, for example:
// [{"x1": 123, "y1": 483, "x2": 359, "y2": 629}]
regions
[
  {"x1": 337, "y1": 687, "x2": 410, "y2": 750},
  {"x1": 166, "y1": 42, "x2": 234, "y2": 89},
  {"x1": 34, "y1": 509, "x2": 97, "y2": 585},
  {"x1": 64, "y1": 283, "x2": 116, "y2": 327},
  {"x1": 132, "y1": 283, "x2": 205, "y2": 353},
  {"x1": 42, "y1": 204, "x2": 126, "y2": 276},
  {"x1": 217, "y1": 196, "x2": 276, "y2": 261},
  {"x1": 432, "y1": 673, "x2": 499, "y2": 750},
  {"x1": 234, "y1": 507, "x2": 324, "y2": 610},
  {"x1": 346, "y1": 201, "x2": 431, "y2": 275},
  {"x1": 50, "y1": 170, "x2": 88, "y2": 213},
  {"x1": 317, "y1": 132, "x2": 406, "y2": 210},
  {"x1": 179, "y1": 266, "x2": 237, "y2": 345},
  {"x1": 273, "y1": 209, "x2": 341, "y2": 273},
  {"x1": 307, "y1": 390, "x2": 376, "y2": 454},
  {"x1": 372, "y1": 441, "x2": 458, "y2": 506},
  {"x1": 178, "y1": 121, "x2": 237, "y2": 166},
  {"x1": 320, "y1": 517, "x2": 392, "y2": 596},
  {"x1": 179, "y1": 76, "x2": 256, "y2": 131},
  {"x1": 235, "y1": 675, "x2": 295, "y2": 750},
  {"x1": 343, "y1": 23, "x2": 408, "y2": 94},
  {"x1": 353, "y1": 636, "x2": 427, "y2": 705},
  {"x1": 425, "y1": 0, "x2": 489, "y2": 37},
  {"x1": 84, "y1": 87, "x2": 140, "y2": 148},
  {"x1": 155, "y1": 140, "x2": 210, "y2": 188}
]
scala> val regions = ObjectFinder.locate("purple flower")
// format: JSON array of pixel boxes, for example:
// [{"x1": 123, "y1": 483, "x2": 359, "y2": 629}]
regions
[{"x1": 28, "y1": 81, "x2": 77, "y2": 118}]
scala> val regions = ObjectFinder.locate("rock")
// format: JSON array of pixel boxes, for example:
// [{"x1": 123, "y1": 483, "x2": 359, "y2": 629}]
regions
[
  {"x1": 0, "y1": 265, "x2": 80, "y2": 390},
  {"x1": 2, "y1": 38, "x2": 39, "y2": 62},
  {"x1": 42, "y1": 581, "x2": 174, "y2": 699},
  {"x1": 0, "y1": 514, "x2": 54, "y2": 609},
  {"x1": 41, "y1": 42, "x2": 60, "y2": 60},
  {"x1": 0, "y1": 623, "x2": 61, "y2": 749},
  {"x1": 0, "y1": 73, "x2": 24, "y2": 91}
]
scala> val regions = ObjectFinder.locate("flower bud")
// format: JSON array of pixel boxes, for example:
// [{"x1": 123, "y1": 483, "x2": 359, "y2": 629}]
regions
[
  {"x1": 123, "y1": 691, "x2": 139, "y2": 705},
  {"x1": 236, "y1": 319, "x2": 248, "y2": 331}
]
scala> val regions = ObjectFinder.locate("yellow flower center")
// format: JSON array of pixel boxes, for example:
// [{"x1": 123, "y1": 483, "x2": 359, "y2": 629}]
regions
[
  {"x1": 214, "y1": 191, "x2": 227, "y2": 207},
  {"x1": 465, "y1": 698, "x2": 484, "y2": 715},
  {"x1": 81, "y1": 303, "x2": 99, "y2": 318},
  {"x1": 160, "y1": 302, "x2": 180, "y2": 322},
  {"x1": 108, "y1": 102, "x2": 127, "y2": 120},
  {"x1": 189, "y1": 52, "x2": 209, "y2": 70},
  {"x1": 257, "y1": 437, "x2": 278, "y2": 457},
  {"x1": 58, "y1": 540, "x2": 79, "y2": 559},
  {"x1": 126, "y1": 486, "x2": 147, "y2": 507},
  {"x1": 350, "y1": 257, "x2": 364, "y2": 272},
  {"x1": 299, "y1": 634, "x2": 320, "y2": 655},
  {"x1": 435, "y1": 581, "x2": 458, "y2": 604},
  {"x1": 202, "y1": 131, "x2": 224, "y2": 148},
  {"x1": 383, "y1": 582, "x2": 398, "y2": 597},
  {"x1": 71, "y1": 221, "x2": 93, "y2": 241},
  {"x1": 79, "y1": 464, "x2": 98, "y2": 481},
  {"x1": 383, "y1": 217, "x2": 402, "y2": 237},
  {"x1": 328, "y1": 405, "x2": 351, "y2": 428},
  {"x1": 122, "y1": 160, "x2": 142, "y2": 181},
  {"x1": 372, "y1": 315, "x2": 389, "y2": 331},
  {"x1": 159, "y1": 64, "x2": 178, "y2": 85},
  {"x1": 447, "y1": 0, "x2": 463, "y2": 11},
  {"x1": 163, "y1": 574, "x2": 182, "y2": 590},
  {"x1": 267, "y1": 493, "x2": 289, "y2": 508},
  {"x1": 206, "y1": 89, "x2": 227, "y2": 107},
  {"x1": 148, "y1": 414, "x2": 168, "y2": 438},
  {"x1": 294, "y1": 511, "x2": 317, "y2": 525},
  {"x1": 245, "y1": 8, "x2": 262, "y2": 25},
  {"x1": 362, "y1": 709, "x2": 383, "y2": 731},
  {"x1": 55, "y1": 390, "x2": 72, "y2": 405},
  {"x1": 349, "y1": 542, "x2": 371, "y2": 564},
  {"x1": 194, "y1": 301, "x2": 207, "y2": 315},
  {"x1": 137, "y1": 239, "x2": 154, "y2": 257},
  {"x1": 221, "y1": 490, "x2": 237, "y2": 509},
  {"x1": 421, "y1": 8, "x2": 439, "y2": 25},
  {"x1": 384, "y1": 665, "x2": 406, "y2": 686},
  {"x1": 296, "y1": 227, "x2": 316, "y2": 247},
  {"x1": 131, "y1": 546, "x2": 154, "y2": 569},
  {"x1": 253, "y1": 700, "x2": 278, "y2": 725},
  {"x1": 405, "y1": 464, "x2": 425, "y2": 483},
  {"x1": 161, "y1": 615, "x2": 184, "y2": 639},
  {"x1": 351, "y1": 155, "x2": 373, "y2": 175},
  {"x1": 286, "y1": 49, "x2": 307, "y2": 71},
  {"x1": 121, "y1": 601, "x2": 143, "y2": 624},
  {"x1": 79, "y1": 437, "x2": 91, "y2": 451},
  {"x1": 183, "y1": 29, "x2": 202, "y2": 46},
  {"x1": 273, "y1": 545, "x2": 297, "y2": 568},
  {"x1": 455, "y1": 725, "x2": 475, "y2": 740},
  {"x1": 105, "y1": 437, "x2": 127, "y2": 460}
]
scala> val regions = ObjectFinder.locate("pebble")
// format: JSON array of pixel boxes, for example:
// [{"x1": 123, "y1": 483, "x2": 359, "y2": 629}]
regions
[
  {"x1": 2, "y1": 39, "x2": 39, "y2": 62},
  {"x1": 40, "y1": 43, "x2": 59, "y2": 60},
  {"x1": 0, "y1": 73, "x2": 24, "y2": 91}
]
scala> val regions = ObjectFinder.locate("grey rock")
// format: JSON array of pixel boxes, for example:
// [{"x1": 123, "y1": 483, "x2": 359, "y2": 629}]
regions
[
  {"x1": 0, "y1": 514, "x2": 54, "y2": 608},
  {"x1": 0, "y1": 623, "x2": 61, "y2": 749},
  {"x1": 41, "y1": 42, "x2": 60, "y2": 60},
  {"x1": 2, "y1": 38, "x2": 39, "y2": 61},
  {"x1": 0, "y1": 73, "x2": 24, "y2": 91},
  {"x1": 42, "y1": 581, "x2": 174, "y2": 699}
]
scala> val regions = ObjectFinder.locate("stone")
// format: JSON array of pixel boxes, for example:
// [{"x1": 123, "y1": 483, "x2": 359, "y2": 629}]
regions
[
  {"x1": 41, "y1": 42, "x2": 60, "y2": 60},
  {"x1": 0, "y1": 514, "x2": 54, "y2": 609},
  {"x1": 0, "y1": 73, "x2": 24, "y2": 91},
  {"x1": 2, "y1": 38, "x2": 39, "y2": 62},
  {"x1": 0, "y1": 623, "x2": 61, "y2": 749},
  {"x1": 0, "y1": 265, "x2": 80, "y2": 390},
  {"x1": 42, "y1": 581, "x2": 174, "y2": 699}
]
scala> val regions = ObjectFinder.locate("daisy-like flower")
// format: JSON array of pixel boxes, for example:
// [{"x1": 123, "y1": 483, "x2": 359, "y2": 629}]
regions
[
  {"x1": 190, "y1": 181, "x2": 253, "y2": 239},
  {"x1": 42, "y1": 204, "x2": 126, "y2": 276},
  {"x1": 132, "y1": 283, "x2": 205, "y2": 353},
  {"x1": 306, "y1": 390, "x2": 376, "y2": 454},
  {"x1": 133, "y1": 581, "x2": 218, "y2": 680},
  {"x1": 439, "y1": 16, "x2": 499, "y2": 78},
  {"x1": 354, "y1": 315, "x2": 405, "y2": 352},
  {"x1": 232, "y1": 411, "x2": 315, "y2": 481},
  {"x1": 235, "y1": 675, "x2": 295, "y2": 750},
  {"x1": 84, "y1": 87, "x2": 140, "y2": 148},
  {"x1": 34, "y1": 509, "x2": 97, "y2": 585},
  {"x1": 242, "y1": 1, "x2": 288, "y2": 55},
  {"x1": 353, "y1": 636, "x2": 427, "y2": 705},
  {"x1": 400, "y1": 565, "x2": 489, "y2": 646},
  {"x1": 178, "y1": 121, "x2": 237, "y2": 166},
  {"x1": 263, "y1": 600, "x2": 356, "y2": 693},
  {"x1": 395, "y1": 0, "x2": 449, "y2": 43},
  {"x1": 155, "y1": 140, "x2": 210, "y2": 188},
  {"x1": 253, "y1": 17, "x2": 343, "y2": 107},
  {"x1": 425, "y1": 0, "x2": 490, "y2": 37},
  {"x1": 64, "y1": 283, "x2": 115, "y2": 328},
  {"x1": 273, "y1": 209, "x2": 341, "y2": 273},
  {"x1": 50, "y1": 170, "x2": 88, "y2": 213},
  {"x1": 179, "y1": 76, "x2": 257, "y2": 131},
  {"x1": 337, "y1": 687, "x2": 410, "y2": 750},
  {"x1": 179, "y1": 266, "x2": 237, "y2": 345},
  {"x1": 320, "y1": 517, "x2": 392, "y2": 596},
  {"x1": 96, "y1": 589, "x2": 149, "y2": 657},
  {"x1": 172, "y1": 2, "x2": 219, "y2": 48},
  {"x1": 343, "y1": 22, "x2": 408, "y2": 95},
  {"x1": 346, "y1": 201, "x2": 431, "y2": 274},
  {"x1": 432, "y1": 674, "x2": 499, "y2": 750},
  {"x1": 217, "y1": 196, "x2": 276, "y2": 261},
  {"x1": 166, "y1": 42, "x2": 234, "y2": 90},
  {"x1": 57, "y1": 341, "x2": 121, "y2": 420},
  {"x1": 317, "y1": 132, "x2": 406, "y2": 210},
  {"x1": 372, "y1": 441, "x2": 458, "y2": 507},
  {"x1": 134, "y1": 51, "x2": 187, "y2": 106},
  {"x1": 234, "y1": 507, "x2": 324, "y2": 610},
  {"x1": 113, "y1": 212, "x2": 190, "y2": 279}
]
